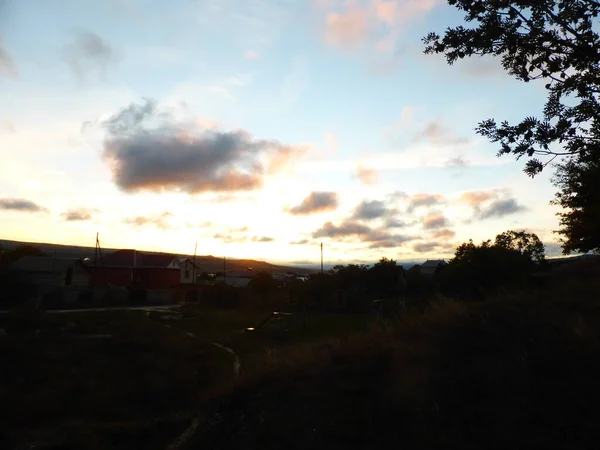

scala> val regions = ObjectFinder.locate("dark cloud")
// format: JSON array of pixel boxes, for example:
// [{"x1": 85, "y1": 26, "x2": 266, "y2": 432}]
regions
[
  {"x1": 407, "y1": 193, "x2": 443, "y2": 212},
  {"x1": 64, "y1": 30, "x2": 115, "y2": 80},
  {"x1": 0, "y1": 36, "x2": 17, "y2": 78},
  {"x1": 101, "y1": 100, "x2": 302, "y2": 194},
  {"x1": 0, "y1": 197, "x2": 47, "y2": 212},
  {"x1": 62, "y1": 208, "x2": 94, "y2": 222},
  {"x1": 423, "y1": 213, "x2": 449, "y2": 229},
  {"x1": 445, "y1": 156, "x2": 469, "y2": 169},
  {"x1": 384, "y1": 217, "x2": 408, "y2": 229},
  {"x1": 412, "y1": 121, "x2": 470, "y2": 146},
  {"x1": 252, "y1": 236, "x2": 274, "y2": 242},
  {"x1": 124, "y1": 212, "x2": 172, "y2": 229},
  {"x1": 431, "y1": 228, "x2": 455, "y2": 239},
  {"x1": 413, "y1": 242, "x2": 439, "y2": 253},
  {"x1": 477, "y1": 198, "x2": 526, "y2": 219},
  {"x1": 288, "y1": 191, "x2": 338, "y2": 215},
  {"x1": 352, "y1": 200, "x2": 388, "y2": 220},
  {"x1": 313, "y1": 220, "x2": 415, "y2": 249},
  {"x1": 366, "y1": 231, "x2": 415, "y2": 249},
  {"x1": 313, "y1": 221, "x2": 371, "y2": 238}
]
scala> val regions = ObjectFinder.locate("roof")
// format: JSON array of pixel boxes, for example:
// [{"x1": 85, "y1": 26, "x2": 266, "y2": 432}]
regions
[
  {"x1": 421, "y1": 259, "x2": 447, "y2": 268},
  {"x1": 10, "y1": 256, "x2": 81, "y2": 273},
  {"x1": 92, "y1": 250, "x2": 178, "y2": 269}
]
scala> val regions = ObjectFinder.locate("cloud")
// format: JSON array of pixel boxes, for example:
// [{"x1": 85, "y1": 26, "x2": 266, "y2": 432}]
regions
[
  {"x1": 407, "y1": 193, "x2": 443, "y2": 212},
  {"x1": 384, "y1": 217, "x2": 408, "y2": 228},
  {"x1": 412, "y1": 121, "x2": 470, "y2": 146},
  {"x1": 355, "y1": 165, "x2": 377, "y2": 185},
  {"x1": 313, "y1": 219, "x2": 415, "y2": 249},
  {"x1": 280, "y1": 57, "x2": 310, "y2": 108},
  {"x1": 290, "y1": 239, "x2": 310, "y2": 245},
  {"x1": 352, "y1": 200, "x2": 388, "y2": 220},
  {"x1": 1, "y1": 120, "x2": 15, "y2": 133},
  {"x1": 213, "y1": 232, "x2": 247, "y2": 243},
  {"x1": 324, "y1": 4, "x2": 371, "y2": 50},
  {"x1": 252, "y1": 236, "x2": 274, "y2": 243},
  {"x1": 460, "y1": 190, "x2": 527, "y2": 220},
  {"x1": 412, "y1": 241, "x2": 439, "y2": 253},
  {"x1": 423, "y1": 213, "x2": 449, "y2": 229},
  {"x1": 324, "y1": 132, "x2": 338, "y2": 153},
  {"x1": 445, "y1": 155, "x2": 469, "y2": 169},
  {"x1": 101, "y1": 99, "x2": 304, "y2": 194},
  {"x1": 124, "y1": 212, "x2": 172, "y2": 230},
  {"x1": 62, "y1": 208, "x2": 94, "y2": 222},
  {"x1": 461, "y1": 190, "x2": 496, "y2": 206},
  {"x1": 0, "y1": 197, "x2": 47, "y2": 212},
  {"x1": 0, "y1": 37, "x2": 17, "y2": 78},
  {"x1": 288, "y1": 191, "x2": 339, "y2": 215},
  {"x1": 431, "y1": 228, "x2": 455, "y2": 239},
  {"x1": 320, "y1": 0, "x2": 439, "y2": 54},
  {"x1": 244, "y1": 50, "x2": 259, "y2": 59},
  {"x1": 64, "y1": 30, "x2": 115, "y2": 80},
  {"x1": 478, "y1": 198, "x2": 526, "y2": 219},
  {"x1": 313, "y1": 220, "x2": 371, "y2": 238}
]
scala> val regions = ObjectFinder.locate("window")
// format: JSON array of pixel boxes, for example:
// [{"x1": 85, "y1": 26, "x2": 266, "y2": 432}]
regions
[{"x1": 184, "y1": 269, "x2": 190, "y2": 279}]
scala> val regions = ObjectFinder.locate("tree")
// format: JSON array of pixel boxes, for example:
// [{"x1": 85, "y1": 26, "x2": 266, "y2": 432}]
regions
[
  {"x1": 442, "y1": 232, "x2": 541, "y2": 298},
  {"x1": 494, "y1": 230, "x2": 546, "y2": 262},
  {"x1": 552, "y1": 149, "x2": 600, "y2": 253},
  {"x1": 424, "y1": 0, "x2": 600, "y2": 253},
  {"x1": 249, "y1": 271, "x2": 277, "y2": 301},
  {"x1": 369, "y1": 257, "x2": 400, "y2": 298}
]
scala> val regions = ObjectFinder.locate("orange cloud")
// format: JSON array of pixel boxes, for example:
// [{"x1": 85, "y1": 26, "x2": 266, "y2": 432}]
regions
[
  {"x1": 461, "y1": 191, "x2": 495, "y2": 206},
  {"x1": 431, "y1": 228, "x2": 455, "y2": 239},
  {"x1": 356, "y1": 165, "x2": 378, "y2": 185},
  {"x1": 325, "y1": 4, "x2": 370, "y2": 50}
]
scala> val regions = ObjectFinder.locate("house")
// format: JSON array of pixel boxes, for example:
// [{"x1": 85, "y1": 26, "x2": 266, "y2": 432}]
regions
[
  {"x1": 88, "y1": 249, "x2": 198, "y2": 289},
  {"x1": 215, "y1": 268, "x2": 254, "y2": 287},
  {"x1": 419, "y1": 259, "x2": 447, "y2": 277},
  {"x1": 10, "y1": 256, "x2": 89, "y2": 288}
]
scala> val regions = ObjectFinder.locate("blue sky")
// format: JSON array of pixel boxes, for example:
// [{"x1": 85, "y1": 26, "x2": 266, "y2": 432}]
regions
[{"x1": 0, "y1": 0, "x2": 563, "y2": 265}]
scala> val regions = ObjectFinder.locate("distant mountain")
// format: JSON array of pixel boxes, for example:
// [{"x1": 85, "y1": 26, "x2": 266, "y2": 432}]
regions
[{"x1": 0, "y1": 239, "x2": 316, "y2": 276}]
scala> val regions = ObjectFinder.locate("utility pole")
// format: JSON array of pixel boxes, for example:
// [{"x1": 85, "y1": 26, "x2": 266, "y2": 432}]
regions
[
  {"x1": 320, "y1": 242, "x2": 323, "y2": 274},
  {"x1": 223, "y1": 256, "x2": 226, "y2": 286},
  {"x1": 193, "y1": 241, "x2": 197, "y2": 284}
]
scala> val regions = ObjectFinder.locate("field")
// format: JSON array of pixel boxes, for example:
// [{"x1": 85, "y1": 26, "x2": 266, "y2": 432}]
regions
[
  {"x1": 0, "y1": 305, "x2": 370, "y2": 449},
  {"x1": 2, "y1": 270, "x2": 600, "y2": 449}
]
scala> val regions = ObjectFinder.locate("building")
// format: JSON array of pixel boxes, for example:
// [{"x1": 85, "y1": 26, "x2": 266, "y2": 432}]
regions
[
  {"x1": 419, "y1": 259, "x2": 447, "y2": 277},
  {"x1": 88, "y1": 249, "x2": 197, "y2": 289},
  {"x1": 215, "y1": 268, "x2": 254, "y2": 287},
  {"x1": 10, "y1": 256, "x2": 89, "y2": 288}
]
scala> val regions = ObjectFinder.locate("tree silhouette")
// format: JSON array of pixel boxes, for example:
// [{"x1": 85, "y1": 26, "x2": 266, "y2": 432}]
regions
[
  {"x1": 424, "y1": 0, "x2": 600, "y2": 253},
  {"x1": 552, "y1": 149, "x2": 600, "y2": 253},
  {"x1": 494, "y1": 230, "x2": 546, "y2": 263}
]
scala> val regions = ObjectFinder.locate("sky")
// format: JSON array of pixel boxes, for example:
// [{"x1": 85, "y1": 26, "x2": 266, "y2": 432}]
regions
[{"x1": 0, "y1": 0, "x2": 565, "y2": 266}]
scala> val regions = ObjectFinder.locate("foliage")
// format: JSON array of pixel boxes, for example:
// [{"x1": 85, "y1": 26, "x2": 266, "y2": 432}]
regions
[
  {"x1": 0, "y1": 244, "x2": 46, "y2": 268},
  {"x1": 494, "y1": 229, "x2": 546, "y2": 262},
  {"x1": 249, "y1": 271, "x2": 278, "y2": 298},
  {"x1": 552, "y1": 148, "x2": 600, "y2": 253},
  {"x1": 368, "y1": 257, "x2": 403, "y2": 298},
  {"x1": 424, "y1": 0, "x2": 600, "y2": 253},
  {"x1": 443, "y1": 230, "x2": 544, "y2": 297}
]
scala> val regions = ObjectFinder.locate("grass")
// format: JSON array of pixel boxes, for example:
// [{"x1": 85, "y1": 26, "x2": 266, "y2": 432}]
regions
[
  {"x1": 2, "y1": 271, "x2": 600, "y2": 449},
  {"x1": 186, "y1": 278, "x2": 600, "y2": 450}
]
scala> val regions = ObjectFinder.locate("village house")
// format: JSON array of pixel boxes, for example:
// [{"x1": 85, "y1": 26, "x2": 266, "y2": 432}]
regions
[
  {"x1": 10, "y1": 256, "x2": 89, "y2": 288},
  {"x1": 419, "y1": 259, "x2": 448, "y2": 277},
  {"x1": 88, "y1": 249, "x2": 198, "y2": 289}
]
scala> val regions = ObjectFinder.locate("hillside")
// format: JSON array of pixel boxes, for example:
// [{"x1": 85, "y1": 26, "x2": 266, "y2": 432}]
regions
[{"x1": 0, "y1": 239, "x2": 316, "y2": 276}]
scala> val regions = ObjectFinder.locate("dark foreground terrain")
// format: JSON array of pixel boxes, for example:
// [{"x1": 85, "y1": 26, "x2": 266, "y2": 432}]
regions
[{"x1": 1, "y1": 263, "x2": 600, "y2": 449}]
